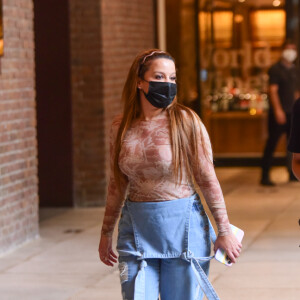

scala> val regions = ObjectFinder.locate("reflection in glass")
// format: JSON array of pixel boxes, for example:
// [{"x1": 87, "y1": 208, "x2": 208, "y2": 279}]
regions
[
  {"x1": 198, "y1": 0, "x2": 285, "y2": 114},
  {"x1": 250, "y1": 9, "x2": 285, "y2": 48}
]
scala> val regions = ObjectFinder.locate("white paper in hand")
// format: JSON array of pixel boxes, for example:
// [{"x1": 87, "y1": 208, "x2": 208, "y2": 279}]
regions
[{"x1": 214, "y1": 224, "x2": 244, "y2": 267}]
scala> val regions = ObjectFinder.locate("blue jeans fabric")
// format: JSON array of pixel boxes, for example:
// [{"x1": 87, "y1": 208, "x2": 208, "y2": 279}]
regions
[{"x1": 116, "y1": 193, "x2": 220, "y2": 300}]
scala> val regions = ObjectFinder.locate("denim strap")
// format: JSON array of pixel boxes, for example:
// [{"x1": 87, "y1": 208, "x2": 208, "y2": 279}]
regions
[
  {"x1": 133, "y1": 260, "x2": 148, "y2": 300},
  {"x1": 190, "y1": 257, "x2": 220, "y2": 300}
]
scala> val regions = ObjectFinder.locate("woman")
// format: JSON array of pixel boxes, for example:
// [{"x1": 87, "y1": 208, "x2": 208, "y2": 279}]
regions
[{"x1": 98, "y1": 49, "x2": 242, "y2": 300}]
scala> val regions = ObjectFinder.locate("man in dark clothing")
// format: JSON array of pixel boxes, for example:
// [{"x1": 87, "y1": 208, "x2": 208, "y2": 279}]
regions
[
  {"x1": 288, "y1": 98, "x2": 300, "y2": 180},
  {"x1": 261, "y1": 41, "x2": 300, "y2": 186}
]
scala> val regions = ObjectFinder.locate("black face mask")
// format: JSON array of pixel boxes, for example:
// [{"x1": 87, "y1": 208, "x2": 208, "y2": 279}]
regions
[{"x1": 141, "y1": 80, "x2": 177, "y2": 108}]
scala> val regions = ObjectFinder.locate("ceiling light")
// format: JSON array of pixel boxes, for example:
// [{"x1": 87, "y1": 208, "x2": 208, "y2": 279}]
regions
[
  {"x1": 273, "y1": 0, "x2": 281, "y2": 7},
  {"x1": 238, "y1": 0, "x2": 246, "y2": 3},
  {"x1": 234, "y1": 14, "x2": 244, "y2": 23}
]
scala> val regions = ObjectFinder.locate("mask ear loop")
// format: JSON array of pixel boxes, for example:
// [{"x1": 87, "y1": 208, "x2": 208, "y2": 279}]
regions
[
  {"x1": 137, "y1": 79, "x2": 149, "y2": 91},
  {"x1": 138, "y1": 80, "x2": 149, "y2": 97}
]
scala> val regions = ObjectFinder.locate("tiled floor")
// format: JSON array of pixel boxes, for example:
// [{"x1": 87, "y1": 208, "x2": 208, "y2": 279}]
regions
[{"x1": 0, "y1": 167, "x2": 300, "y2": 300}]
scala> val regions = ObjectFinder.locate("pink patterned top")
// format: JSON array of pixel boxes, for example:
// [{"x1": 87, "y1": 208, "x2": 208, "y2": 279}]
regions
[{"x1": 101, "y1": 109, "x2": 231, "y2": 237}]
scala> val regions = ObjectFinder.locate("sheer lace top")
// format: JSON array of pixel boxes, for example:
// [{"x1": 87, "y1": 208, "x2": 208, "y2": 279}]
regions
[{"x1": 101, "y1": 110, "x2": 231, "y2": 237}]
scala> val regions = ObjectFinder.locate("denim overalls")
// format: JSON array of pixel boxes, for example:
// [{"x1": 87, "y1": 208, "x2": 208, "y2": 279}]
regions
[{"x1": 116, "y1": 193, "x2": 220, "y2": 300}]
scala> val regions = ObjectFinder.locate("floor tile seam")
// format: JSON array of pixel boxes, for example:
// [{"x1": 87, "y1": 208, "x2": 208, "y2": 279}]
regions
[
  {"x1": 220, "y1": 180, "x2": 250, "y2": 197},
  {"x1": 0, "y1": 236, "x2": 43, "y2": 273},
  {"x1": 39, "y1": 207, "x2": 105, "y2": 224},
  {"x1": 259, "y1": 195, "x2": 300, "y2": 230},
  {"x1": 217, "y1": 168, "x2": 260, "y2": 197},
  {"x1": 39, "y1": 211, "x2": 105, "y2": 235},
  {"x1": 0, "y1": 276, "x2": 99, "y2": 287},
  {"x1": 211, "y1": 196, "x2": 298, "y2": 285},
  {"x1": 234, "y1": 195, "x2": 298, "y2": 257},
  {"x1": 1, "y1": 212, "x2": 117, "y2": 274},
  {"x1": 0, "y1": 220, "x2": 104, "y2": 274},
  {"x1": 65, "y1": 268, "x2": 119, "y2": 300},
  {"x1": 39, "y1": 209, "x2": 71, "y2": 223},
  {"x1": 1, "y1": 271, "x2": 102, "y2": 276}
]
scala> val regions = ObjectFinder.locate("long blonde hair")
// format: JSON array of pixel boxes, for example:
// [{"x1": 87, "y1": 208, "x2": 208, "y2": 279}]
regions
[{"x1": 113, "y1": 49, "x2": 212, "y2": 190}]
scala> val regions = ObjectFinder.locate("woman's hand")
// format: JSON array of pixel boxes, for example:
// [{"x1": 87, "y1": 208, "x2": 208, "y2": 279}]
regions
[
  {"x1": 214, "y1": 233, "x2": 242, "y2": 264},
  {"x1": 98, "y1": 234, "x2": 118, "y2": 266}
]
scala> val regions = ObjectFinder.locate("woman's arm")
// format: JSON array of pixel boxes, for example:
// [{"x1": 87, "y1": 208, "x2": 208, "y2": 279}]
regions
[
  {"x1": 192, "y1": 119, "x2": 242, "y2": 262},
  {"x1": 99, "y1": 116, "x2": 128, "y2": 266},
  {"x1": 192, "y1": 120, "x2": 231, "y2": 236},
  {"x1": 101, "y1": 116, "x2": 129, "y2": 237}
]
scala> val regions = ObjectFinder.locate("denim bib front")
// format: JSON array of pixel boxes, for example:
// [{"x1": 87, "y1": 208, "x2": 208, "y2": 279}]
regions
[{"x1": 117, "y1": 193, "x2": 220, "y2": 300}]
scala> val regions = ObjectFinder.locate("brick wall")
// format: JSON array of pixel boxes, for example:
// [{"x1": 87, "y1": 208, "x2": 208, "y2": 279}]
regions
[
  {"x1": 0, "y1": 0, "x2": 155, "y2": 253},
  {"x1": 70, "y1": 0, "x2": 155, "y2": 206},
  {"x1": 101, "y1": 0, "x2": 156, "y2": 188},
  {"x1": 0, "y1": 0, "x2": 38, "y2": 254},
  {"x1": 69, "y1": 0, "x2": 105, "y2": 206}
]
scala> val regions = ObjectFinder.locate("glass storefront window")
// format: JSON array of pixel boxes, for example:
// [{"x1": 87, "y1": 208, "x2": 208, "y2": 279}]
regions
[
  {"x1": 165, "y1": 0, "x2": 297, "y2": 157},
  {"x1": 198, "y1": 0, "x2": 286, "y2": 116},
  {"x1": 196, "y1": 0, "x2": 288, "y2": 156}
]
